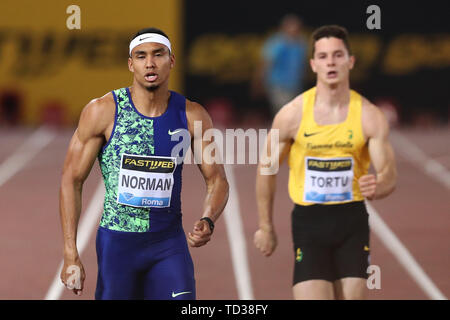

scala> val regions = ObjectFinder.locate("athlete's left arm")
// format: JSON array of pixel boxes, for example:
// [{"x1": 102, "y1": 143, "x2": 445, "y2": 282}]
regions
[
  {"x1": 359, "y1": 101, "x2": 397, "y2": 200},
  {"x1": 186, "y1": 100, "x2": 229, "y2": 247}
]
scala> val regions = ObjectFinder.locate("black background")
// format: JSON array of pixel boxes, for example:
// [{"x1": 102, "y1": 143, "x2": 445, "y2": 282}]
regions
[{"x1": 184, "y1": 0, "x2": 450, "y2": 125}]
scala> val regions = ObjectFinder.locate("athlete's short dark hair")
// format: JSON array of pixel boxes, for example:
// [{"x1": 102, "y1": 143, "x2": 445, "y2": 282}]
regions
[
  {"x1": 131, "y1": 27, "x2": 170, "y2": 42},
  {"x1": 310, "y1": 25, "x2": 352, "y2": 57}
]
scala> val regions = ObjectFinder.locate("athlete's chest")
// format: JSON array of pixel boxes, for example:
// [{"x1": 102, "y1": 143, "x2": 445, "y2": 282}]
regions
[
  {"x1": 313, "y1": 105, "x2": 349, "y2": 126},
  {"x1": 297, "y1": 125, "x2": 356, "y2": 157},
  {"x1": 112, "y1": 112, "x2": 187, "y2": 157},
  {"x1": 297, "y1": 102, "x2": 364, "y2": 154}
]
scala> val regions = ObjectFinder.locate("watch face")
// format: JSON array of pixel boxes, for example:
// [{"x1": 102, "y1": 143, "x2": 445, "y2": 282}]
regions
[{"x1": 201, "y1": 218, "x2": 214, "y2": 233}]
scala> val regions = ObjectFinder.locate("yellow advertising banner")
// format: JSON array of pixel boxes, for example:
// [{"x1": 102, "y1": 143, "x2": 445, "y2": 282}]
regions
[{"x1": 0, "y1": 0, "x2": 182, "y2": 125}]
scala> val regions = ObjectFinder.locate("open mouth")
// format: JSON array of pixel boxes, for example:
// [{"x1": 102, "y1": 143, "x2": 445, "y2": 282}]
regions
[
  {"x1": 145, "y1": 73, "x2": 158, "y2": 82},
  {"x1": 327, "y1": 71, "x2": 338, "y2": 78}
]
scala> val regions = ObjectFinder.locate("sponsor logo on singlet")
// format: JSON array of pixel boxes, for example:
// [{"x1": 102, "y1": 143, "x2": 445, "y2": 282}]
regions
[
  {"x1": 304, "y1": 157, "x2": 354, "y2": 203},
  {"x1": 117, "y1": 154, "x2": 176, "y2": 208}
]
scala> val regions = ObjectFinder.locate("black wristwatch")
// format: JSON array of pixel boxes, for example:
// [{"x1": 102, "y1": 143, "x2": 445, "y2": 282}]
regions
[{"x1": 200, "y1": 217, "x2": 215, "y2": 234}]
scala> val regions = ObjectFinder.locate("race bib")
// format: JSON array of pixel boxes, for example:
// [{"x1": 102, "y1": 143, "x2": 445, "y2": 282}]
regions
[
  {"x1": 117, "y1": 154, "x2": 176, "y2": 208},
  {"x1": 304, "y1": 157, "x2": 354, "y2": 203}
]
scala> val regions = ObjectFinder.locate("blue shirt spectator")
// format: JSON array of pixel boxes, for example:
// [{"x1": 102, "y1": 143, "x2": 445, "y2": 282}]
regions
[
  {"x1": 261, "y1": 15, "x2": 307, "y2": 116},
  {"x1": 263, "y1": 34, "x2": 307, "y2": 93}
]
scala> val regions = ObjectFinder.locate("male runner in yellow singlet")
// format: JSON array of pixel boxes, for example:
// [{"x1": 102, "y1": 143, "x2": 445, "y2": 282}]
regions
[{"x1": 254, "y1": 25, "x2": 397, "y2": 300}]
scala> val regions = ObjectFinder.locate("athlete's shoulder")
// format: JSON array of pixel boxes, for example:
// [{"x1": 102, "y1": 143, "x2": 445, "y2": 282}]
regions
[
  {"x1": 82, "y1": 92, "x2": 114, "y2": 119},
  {"x1": 360, "y1": 95, "x2": 389, "y2": 139},
  {"x1": 78, "y1": 92, "x2": 115, "y2": 135},
  {"x1": 89, "y1": 91, "x2": 115, "y2": 108},
  {"x1": 185, "y1": 98, "x2": 212, "y2": 130},
  {"x1": 275, "y1": 92, "x2": 303, "y2": 122},
  {"x1": 272, "y1": 92, "x2": 303, "y2": 139},
  {"x1": 185, "y1": 98, "x2": 206, "y2": 117}
]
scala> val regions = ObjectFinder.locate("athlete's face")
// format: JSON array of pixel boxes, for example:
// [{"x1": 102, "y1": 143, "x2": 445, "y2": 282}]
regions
[
  {"x1": 128, "y1": 42, "x2": 175, "y2": 91},
  {"x1": 310, "y1": 37, "x2": 355, "y2": 85}
]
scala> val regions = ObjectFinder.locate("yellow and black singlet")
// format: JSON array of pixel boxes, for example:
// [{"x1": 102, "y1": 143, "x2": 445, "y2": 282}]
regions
[{"x1": 288, "y1": 87, "x2": 371, "y2": 205}]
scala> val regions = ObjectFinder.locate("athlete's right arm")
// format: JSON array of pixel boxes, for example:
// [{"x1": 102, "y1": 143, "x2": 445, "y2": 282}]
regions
[
  {"x1": 59, "y1": 94, "x2": 113, "y2": 295},
  {"x1": 254, "y1": 98, "x2": 302, "y2": 257}
]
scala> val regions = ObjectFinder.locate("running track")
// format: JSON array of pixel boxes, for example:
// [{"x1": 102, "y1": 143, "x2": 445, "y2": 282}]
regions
[{"x1": 0, "y1": 126, "x2": 448, "y2": 300}]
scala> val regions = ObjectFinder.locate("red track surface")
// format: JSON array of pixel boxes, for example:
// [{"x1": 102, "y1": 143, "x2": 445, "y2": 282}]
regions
[{"x1": 0, "y1": 126, "x2": 448, "y2": 300}]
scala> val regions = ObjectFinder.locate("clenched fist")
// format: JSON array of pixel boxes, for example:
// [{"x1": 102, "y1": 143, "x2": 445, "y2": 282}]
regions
[
  {"x1": 359, "y1": 174, "x2": 377, "y2": 200},
  {"x1": 61, "y1": 258, "x2": 85, "y2": 296},
  {"x1": 187, "y1": 220, "x2": 212, "y2": 248},
  {"x1": 254, "y1": 228, "x2": 277, "y2": 257}
]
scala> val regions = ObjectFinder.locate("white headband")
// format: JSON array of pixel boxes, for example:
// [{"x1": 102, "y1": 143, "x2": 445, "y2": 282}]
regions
[{"x1": 129, "y1": 33, "x2": 172, "y2": 56}]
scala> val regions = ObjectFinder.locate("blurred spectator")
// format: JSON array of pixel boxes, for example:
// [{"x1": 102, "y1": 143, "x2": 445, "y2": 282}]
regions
[{"x1": 255, "y1": 14, "x2": 308, "y2": 117}]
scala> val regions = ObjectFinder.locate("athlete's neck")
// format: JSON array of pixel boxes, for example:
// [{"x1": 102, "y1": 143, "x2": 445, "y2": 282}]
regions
[
  {"x1": 129, "y1": 83, "x2": 170, "y2": 117},
  {"x1": 315, "y1": 80, "x2": 350, "y2": 110}
]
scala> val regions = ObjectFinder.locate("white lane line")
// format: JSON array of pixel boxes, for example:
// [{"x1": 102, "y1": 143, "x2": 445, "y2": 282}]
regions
[
  {"x1": 391, "y1": 130, "x2": 450, "y2": 189},
  {"x1": 0, "y1": 126, "x2": 55, "y2": 187},
  {"x1": 366, "y1": 201, "x2": 447, "y2": 300},
  {"x1": 45, "y1": 181, "x2": 105, "y2": 300},
  {"x1": 223, "y1": 164, "x2": 254, "y2": 300}
]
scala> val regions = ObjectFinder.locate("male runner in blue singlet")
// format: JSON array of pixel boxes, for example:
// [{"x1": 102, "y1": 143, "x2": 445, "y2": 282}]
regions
[{"x1": 59, "y1": 28, "x2": 229, "y2": 299}]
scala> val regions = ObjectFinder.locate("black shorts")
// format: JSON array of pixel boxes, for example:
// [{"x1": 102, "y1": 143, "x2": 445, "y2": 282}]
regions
[{"x1": 291, "y1": 201, "x2": 370, "y2": 285}]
